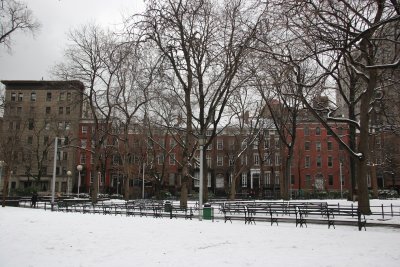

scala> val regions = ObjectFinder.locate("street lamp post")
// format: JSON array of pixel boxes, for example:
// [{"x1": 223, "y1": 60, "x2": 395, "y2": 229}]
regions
[
  {"x1": 66, "y1": 171, "x2": 72, "y2": 196},
  {"x1": 339, "y1": 161, "x2": 343, "y2": 199},
  {"x1": 142, "y1": 162, "x2": 145, "y2": 199},
  {"x1": 77, "y1": 164, "x2": 83, "y2": 198},
  {"x1": 51, "y1": 137, "x2": 59, "y2": 211},
  {"x1": 0, "y1": 161, "x2": 5, "y2": 191},
  {"x1": 198, "y1": 135, "x2": 206, "y2": 221}
]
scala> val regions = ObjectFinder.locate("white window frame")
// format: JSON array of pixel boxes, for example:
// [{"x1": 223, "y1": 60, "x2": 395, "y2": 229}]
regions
[
  {"x1": 242, "y1": 173, "x2": 247, "y2": 187},
  {"x1": 217, "y1": 139, "x2": 223, "y2": 150},
  {"x1": 217, "y1": 155, "x2": 223, "y2": 166},
  {"x1": 265, "y1": 172, "x2": 271, "y2": 186}
]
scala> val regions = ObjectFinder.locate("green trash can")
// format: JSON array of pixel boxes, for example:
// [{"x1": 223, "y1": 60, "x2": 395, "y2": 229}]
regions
[
  {"x1": 164, "y1": 201, "x2": 172, "y2": 212},
  {"x1": 203, "y1": 203, "x2": 213, "y2": 220}
]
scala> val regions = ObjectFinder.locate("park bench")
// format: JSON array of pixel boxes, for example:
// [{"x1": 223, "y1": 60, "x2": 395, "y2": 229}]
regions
[
  {"x1": 244, "y1": 206, "x2": 256, "y2": 225},
  {"x1": 268, "y1": 206, "x2": 278, "y2": 226},
  {"x1": 295, "y1": 207, "x2": 307, "y2": 228}
]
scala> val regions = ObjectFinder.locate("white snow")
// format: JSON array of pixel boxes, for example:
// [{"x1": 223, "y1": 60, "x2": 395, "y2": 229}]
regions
[{"x1": 1, "y1": 199, "x2": 400, "y2": 267}]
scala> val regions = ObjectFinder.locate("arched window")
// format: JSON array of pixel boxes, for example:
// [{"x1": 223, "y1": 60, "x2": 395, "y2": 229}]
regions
[{"x1": 315, "y1": 127, "x2": 321, "y2": 136}]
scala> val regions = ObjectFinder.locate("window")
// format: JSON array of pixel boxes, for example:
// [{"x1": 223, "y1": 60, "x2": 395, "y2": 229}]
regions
[
  {"x1": 216, "y1": 174, "x2": 224, "y2": 189},
  {"x1": 80, "y1": 153, "x2": 86, "y2": 164},
  {"x1": 59, "y1": 92, "x2": 65, "y2": 101},
  {"x1": 327, "y1": 141, "x2": 333, "y2": 150},
  {"x1": 265, "y1": 172, "x2": 271, "y2": 186},
  {"x1": 275, "y1": 154, "x2": 280, "y2": 166},
  {"x1": 217, "y1": 155, "x2": 224, "y2": 166},
  {"x1": 11, "y1": 92, "x2": 16, "y2": 101},
  {"x1": 316, "y1": 127, "x2": 321, "y2": 136},
  {"x1": 82, "y1": 125, "x2": 88, "y2": 134},
  {"x1": 65, "y1": 121, "x2": 71, "y2": 130},
  {"x1": 228, "y1": 156, "x2": 234, "y2": 166},
  {"x1": 206, "y1": 154, "x2": 212, "y2": 167},
  {"x1": 16, "y1": 107, "x2": 22, "y2": 114},
  {"x1": 45, "y1": 107, "x2": 51, "y2": 114},
  {"x1": 264, "y1": 138, "x2": 270, "y2": 149},
  {"x1": 27, "y1": 136, "x2": 33, "y2": 144},
  {"x1": 304, "y1": 126, "x2": 309, "y2": 136},
  {"x1": 169, "y1": 153, "x2": 176, "y2": 165},
  {"x1": 46, "y1": 92, "x2": 52, "y2": 101},
  {"x1": 253, "y1": 154, "x2": 259, "y2": 166},
  {"x1": 28, "y1": 119, "x2": 34, "y2": 130},
  {"x1": 291, "y1": 175, "x2": 295, "y2": 184},
  {"x1": 305, "y1": 156, "x2": 310, "y2": 168},
  {"x1": 206, "y1": 130, "x2": 212, "y2": 136},
  {"x1": 328, "y1": 174, "x2": 333, "y2": 186},
  {"x1": 194, "y1": 172, "x2": 199, "y2": 187},
  {"x1": 242, "y1": 173, "x2": 247, "y2": 187},
  {"x1": 241, "y1": 155, "x2": 248, "y2": 165},
  {"x1": 305, "y1": 141, "x2": 310, "y2": 151},
  {"x1": 15, "y1": 121, "x2": 20, "y2": 130},
  {"x1": 316, "y1": 156, "x2": 322, "y2": 167},
  {"x1": 113, "y1": 155, "x2": 120, "y2": 165},
  {"x1": 41, "y1": 166, "x2": 48, "y2": 176},
  {"x1": 157, "y1": 154, "x2": 164, "y2": 165},
  {"x1": 316, "y1": 142, "x2": 321, "y2": 152},
  {"x1": 45, "y1": 122, "x2": 50, "y2": 130},
  {"x1": 328, "y1": 156, "x2": 333, "y2": 167},
  {"x1": 58, "y1": 122, "x2": 64, "y2": 129},
  {"x1": 67, "y1": 92, "x2": 71, "y2": 101},
  {"x1": 217, "y1": 139, "x2": 223, "y2": 150},
  {"x1": 274, "y1": 172, "x2": 280, "y2": 185},
  {"x1": 30, "y1": 92, "x2": 36, "y2": 101},
  {"x1": 81, "y1": 139, "x2": 87, "y2": 148},
  {"x1": 30, "y1": 106, "x2": 35, "y2": 113},
  {"x1": 170, "y1": 138, "x2": 176, "y2": 148},
  {"x1": 66, "y1": 107, "x2": 70, "y2": 115},
  {"x1": 253, "y1": 140, "x2": 258, "y2": 150},
  {"x1": 275, "y1": 139, "x2": 279, "y2": 148},
  {"x1": 59, "y1": 107, "x2": 63, "y2": 115},
  {"x1": 169, "y1": 173, "x2": 175, "y2": 186},
  {"x1": 305, "y1": 175, "x2": 311, "y2": 188},
  {"x1": 18, "y1": 93, "x2": 23, "y2": 101},
  {"x1": 207, "y1": 172, "x2": 212, "y2": 187},
  {"x1": 265, "y1": 154, "x2": 271, "y2": 165}
]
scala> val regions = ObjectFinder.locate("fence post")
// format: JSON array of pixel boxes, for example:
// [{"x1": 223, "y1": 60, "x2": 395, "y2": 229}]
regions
[
  {"x1": 351, "y1": 203, "x2": 354, "y2": 217},
  {"x1": 381, "y1": 204, "x2": 384, "y2": 220},
  {"x1": 391, "y1": 203, "x2": 393, "y2": 217}
]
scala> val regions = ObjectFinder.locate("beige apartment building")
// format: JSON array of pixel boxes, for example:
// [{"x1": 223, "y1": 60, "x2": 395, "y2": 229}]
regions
[{"x1": 0, "y1": 80, "x2": 84, "y2": 195}]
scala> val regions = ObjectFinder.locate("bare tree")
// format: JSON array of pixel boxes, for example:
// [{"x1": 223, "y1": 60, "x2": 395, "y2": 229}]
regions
[
  {"x1": 257, "y1": 0, "x2": 400, "y2": 213},
  {"x1": 0, "y1": 0, "x2": 40, "y2": 51},
  {"x1": 132, "y1": 0, "x2": 264, "y2": 206},
  {"x1": 54, "y1": 24, "x2": 127, "y2": 203}
]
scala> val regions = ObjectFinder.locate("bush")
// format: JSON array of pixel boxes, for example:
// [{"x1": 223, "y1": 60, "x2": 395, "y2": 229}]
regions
[{"x1": 13, "y1": 187, "x2": 37, "y2": 197}]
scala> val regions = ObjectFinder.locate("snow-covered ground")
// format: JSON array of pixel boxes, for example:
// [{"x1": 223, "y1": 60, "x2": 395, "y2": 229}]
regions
[{"x1": 1, "y1": 199, "x2": 400, "y2": 267}]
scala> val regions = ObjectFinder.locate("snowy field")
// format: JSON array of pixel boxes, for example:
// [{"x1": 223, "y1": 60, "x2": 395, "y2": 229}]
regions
[{"x1": 1, "y1": 199, "x2": 400, "y2": 267}]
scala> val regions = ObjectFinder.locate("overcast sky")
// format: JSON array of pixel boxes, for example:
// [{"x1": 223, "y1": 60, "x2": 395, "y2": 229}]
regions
[{"x1": 0, "y1": 0, "x2": 145, "y2": 81}]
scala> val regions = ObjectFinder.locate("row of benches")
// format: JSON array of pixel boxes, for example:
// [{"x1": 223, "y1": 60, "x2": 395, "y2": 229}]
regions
[
  {"x1": 56, "y1": 201, "x2": 195, "y2": 220},
  {"x1": 218, "y1": 203, "x2": 367, "y2": 231}
]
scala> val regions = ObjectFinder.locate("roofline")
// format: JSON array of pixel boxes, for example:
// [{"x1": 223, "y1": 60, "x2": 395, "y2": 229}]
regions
[{"x1": 1, "y1": 80, "x2": 84, "y2": 90}]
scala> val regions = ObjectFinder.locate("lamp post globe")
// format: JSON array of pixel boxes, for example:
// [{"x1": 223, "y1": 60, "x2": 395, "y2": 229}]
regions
[{"x1": 77, "y1": 165, "x2": 83, "y2": 198}]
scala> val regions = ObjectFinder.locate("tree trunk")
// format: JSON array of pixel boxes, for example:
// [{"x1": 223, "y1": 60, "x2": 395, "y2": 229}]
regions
[
  {"x1": 1, "y1": 166, "x2": 10, "y2": 207},
  {"x1": 180, "y1": 179, "x2": 188, "y2": 208},
  {"x1": 356, "y1": 75, "x2": 376, "y2": 214},
  {"x1": 370, "y1": 165, "x2": 378, "y2": 199}
]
